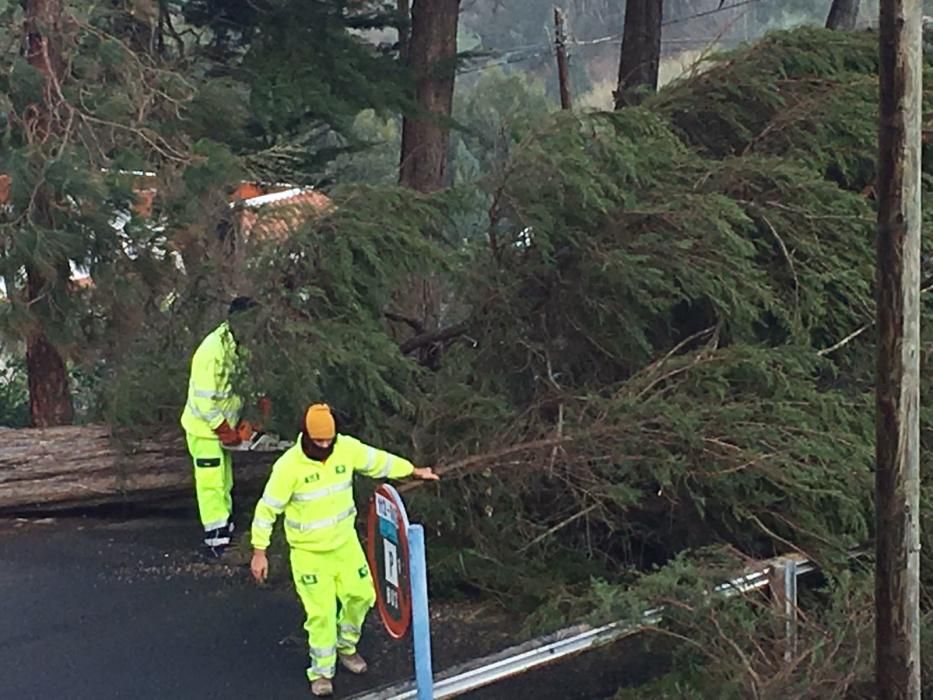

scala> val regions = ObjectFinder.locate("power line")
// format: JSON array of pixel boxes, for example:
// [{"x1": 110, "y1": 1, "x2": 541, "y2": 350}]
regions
[
  {"x1": 458, "y1": 0, "x2": 776, "y2": 76},
  {"x1": 663, "y1": 0, "x2": 770, "y2": 26}
]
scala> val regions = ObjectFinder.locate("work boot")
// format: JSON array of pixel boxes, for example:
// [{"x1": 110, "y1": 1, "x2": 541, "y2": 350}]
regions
[
  {"x1": 338, "y1": 652, "x2": 368, "y2": 674},
  {"x1": 201, "y1": 541, "x2": 228, "y2": 559},
  {"x1": 202, "y1": 527, "x2": 230, "y2": 558},
  {"x1": 310, "y1": 678, "x2": 333, "y2": 697}
]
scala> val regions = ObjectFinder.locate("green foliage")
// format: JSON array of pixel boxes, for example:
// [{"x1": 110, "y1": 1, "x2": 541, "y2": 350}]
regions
[
  {"x1": 0, "y1": 0, "x2": 252, "y2": 426},
  {"x1": 648, "y1": 28, "x2": 933, "y2": 195},
  {"x1": 390, "y1": 29, "x2": 933, "y2": 695},
  {"x1": 0, "y1": 351, "x2": 29, "y2": 427},
  {"x1": 327, "y1": 110, "x2": 401, "y2": 185},
  {"x1": 451, "y1": 67, "x2": 554, "y2": 182},
  {"x1": 607, "y1": 554, "x2": 874, "y2": 699},
  {"x1": 601, "y1": 552, "x2": 933, "y2": 698},
  {"x1": 389, "y1": 29, "x2": 933, "y2": 626},
  {"x1": 328, "y1": 69, "x2": 555, "y2": 190},
  {"x1": 182, "y1": 0, "x2": 409, "y2": 184},
  {"x1": 236, "y1": 185, "x2": 448, "y2": 445}
]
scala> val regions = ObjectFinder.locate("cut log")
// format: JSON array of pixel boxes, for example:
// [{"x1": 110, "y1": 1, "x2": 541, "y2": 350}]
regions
[{"x1": 0, "y1": 425, "x2": 278, "y2": 513}]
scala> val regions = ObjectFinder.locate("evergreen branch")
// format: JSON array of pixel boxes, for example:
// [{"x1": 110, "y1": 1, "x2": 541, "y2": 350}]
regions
[
  {"x1": 747, "y1": 514, "x2": 815, "y2": 564},
  {"x1": 816, "y1": 324, "x2": 870, "y2": 357},
  {"x1": 518, "y1": 504, "x2": 599, "y2": 553},
  {"x1": 760, "y1": 214, "x2": 799, "y2": 311},
  {"x1": 397, "y1": 432, "x2": 611, "y2": 493},
  {"x1": 619, "y1": 326, "x2": 720, "y2": 404},
  {"x1": 79, "y1": 114, "x2": 190, "y2": 163},
  {"x1": 818, "y1": 281, "x2": 933, "y2": 356},
  {"x1": 399, "y1": 320, "x2": 470, "y2": 355},
  {"x1": 384, "y1": 309, "x2": 425, "y2": 334}
]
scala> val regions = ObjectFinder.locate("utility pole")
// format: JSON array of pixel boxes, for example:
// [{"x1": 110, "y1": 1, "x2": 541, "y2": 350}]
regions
[
  {"x1": 553, "y1": 7, "x2": 572, "y2": 110},
  {"x1": 875, "y1": 0, "x2": 922, "y2": 697}
]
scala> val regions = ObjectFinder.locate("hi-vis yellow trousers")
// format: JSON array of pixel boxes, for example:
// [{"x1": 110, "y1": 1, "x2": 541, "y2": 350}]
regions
[
  {"x1": 290, "y1": 538, "x2": 376, "y2": 681},
  {"x1": 185, "y1": 433, "x2": 234, "y2": 540}
]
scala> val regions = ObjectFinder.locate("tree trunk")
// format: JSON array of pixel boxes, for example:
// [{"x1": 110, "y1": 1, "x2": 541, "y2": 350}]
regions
[
  {"x1": 614, "y1": 0, "x2": 663, "y2": 109},
  {"x1": 0, "y1": 425, "x2": 277, "y2": 512},
  {"x1": 398, "y1": 0, "x2": 460, "y2": 193},
  {"x1": 397, "y1": 0, "x2": 411, "y2": 64},
  {"x1": 396, "y1": 0, "x2": 460, "y2": 339},
  {"x1": 826, "y1": 0, "x2": 861, "y2": 29},
  {"x1": 25, "y1": 326, "x2": 73, "y2": 427},
  {"x1": 24, "y1": 0, "x2": 74, "y2": 427},
  {"x1": 875, "y1": 0, "x2": 922, "y2": 698}
]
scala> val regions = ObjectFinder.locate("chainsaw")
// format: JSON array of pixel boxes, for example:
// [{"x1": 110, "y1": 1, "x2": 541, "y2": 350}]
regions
[{"x1": 223, "y1": 428, "x2": 294, "y2": 453}]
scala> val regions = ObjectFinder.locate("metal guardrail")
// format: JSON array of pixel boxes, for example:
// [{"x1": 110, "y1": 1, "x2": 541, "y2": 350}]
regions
[{"x1": 348, "y1": 554, "x2": 816, "y2": 700}]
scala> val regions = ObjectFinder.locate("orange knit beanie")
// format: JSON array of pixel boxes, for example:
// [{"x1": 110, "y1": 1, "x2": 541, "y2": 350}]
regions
[{"x1": 304, "y1": 403, "x2": 336, "y2": 440}]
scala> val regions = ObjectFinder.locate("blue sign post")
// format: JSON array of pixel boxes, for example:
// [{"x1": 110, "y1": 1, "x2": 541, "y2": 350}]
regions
[
  {"x1": 367, "y1": 485, "x2": 435, "y2": 699},
  {"x1": 408, "y1": 524, "x2": 434, "y2": 700}
]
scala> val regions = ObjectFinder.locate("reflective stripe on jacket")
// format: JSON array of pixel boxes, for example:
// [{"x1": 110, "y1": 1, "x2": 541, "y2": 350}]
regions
[
  {"x1": 251, "y1": 434, "x2": 415, "y2": 552},
  {"x1": 180, "y1": 321, "x2": 243, "y2": 438}
]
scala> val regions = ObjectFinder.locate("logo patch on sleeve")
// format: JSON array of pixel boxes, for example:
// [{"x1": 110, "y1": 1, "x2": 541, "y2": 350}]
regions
[
  {"x1": 358, "y1": 566, "x2": 369, "y2": 578},
  {"x1": 301, "y1": 574, "x2": 318, "y2": 585},
  {"x1": 335, "y1": 465, "x2": 347, "y2": 474}
]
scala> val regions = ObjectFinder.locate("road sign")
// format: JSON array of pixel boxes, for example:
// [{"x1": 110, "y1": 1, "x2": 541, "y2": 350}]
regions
[{"x1": 366, "y1": 484, "x2": 412, "y2": 639}]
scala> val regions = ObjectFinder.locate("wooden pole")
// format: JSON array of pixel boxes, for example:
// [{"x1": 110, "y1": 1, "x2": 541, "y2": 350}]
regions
[
  {"x1": 875, "y1": 0, "x2": 922, "y2": 697},
  {"x1": 553, "y1": 8, "x2": 572, "y2": 110}
]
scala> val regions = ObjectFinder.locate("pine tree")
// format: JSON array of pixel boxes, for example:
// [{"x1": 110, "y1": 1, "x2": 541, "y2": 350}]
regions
[
  {"x1": 180, "y1": 0, "x2": 410, "y2": 184},
  {"x1": 0, "y1": 1, "x2": 216, "y2": 425},
  {"x1": 16, "y1": 0, "x2": 72, "y2": 426}
]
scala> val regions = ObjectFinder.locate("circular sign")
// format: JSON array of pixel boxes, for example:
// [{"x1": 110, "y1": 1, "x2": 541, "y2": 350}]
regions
[{"x1": 366, "y1": 484, "x2": 412, "y2": 639}]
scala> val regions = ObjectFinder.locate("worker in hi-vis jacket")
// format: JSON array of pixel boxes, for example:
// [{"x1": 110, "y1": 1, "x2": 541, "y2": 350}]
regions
[
  {"x1": 250, "y1": 403, "x2": 439, "y2": 697},
  {"x1": 180, "y1": 296, "x2": 267, "y2": 556}
]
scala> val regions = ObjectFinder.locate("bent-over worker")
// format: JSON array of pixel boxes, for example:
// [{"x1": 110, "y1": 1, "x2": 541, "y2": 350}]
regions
[{"x1": 180, "y1": 296, "x2": 267, "y2": 556}]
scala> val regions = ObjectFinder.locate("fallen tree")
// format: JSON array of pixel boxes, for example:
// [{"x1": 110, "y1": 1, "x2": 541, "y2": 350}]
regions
[
  {"x1": 0, "y1": 425, "x2": 277, "y2": 512},
  {"x1": 218, "y1": 29, "x2": 933, "y2": 628}
]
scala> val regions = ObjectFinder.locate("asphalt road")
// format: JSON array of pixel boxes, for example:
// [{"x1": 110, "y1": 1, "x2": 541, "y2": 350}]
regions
[
  {"x1": 0, "y1": 508, "x2": 659, "y2": 700},
  {"x1": 1, "y1": 514, "x2": 320, "y2": 699}
]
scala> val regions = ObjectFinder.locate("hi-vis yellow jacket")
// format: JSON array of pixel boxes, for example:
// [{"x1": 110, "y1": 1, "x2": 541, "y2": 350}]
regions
[
  {"x1": 180, "y1": 322, "x2": 243, "y2": 438},
  {"x1": 251, "y1": 435, "x2": 414, "y2": 552}
]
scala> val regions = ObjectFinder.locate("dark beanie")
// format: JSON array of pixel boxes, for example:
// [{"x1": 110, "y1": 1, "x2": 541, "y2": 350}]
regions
[{"x1": 229, "y1": 296, "x2": 258, "y2": 315}]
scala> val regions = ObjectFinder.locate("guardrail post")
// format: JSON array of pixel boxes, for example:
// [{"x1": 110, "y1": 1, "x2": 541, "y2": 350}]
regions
[{"x1": 769, "y1": 557, "x2": 799, "y2": 662}]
